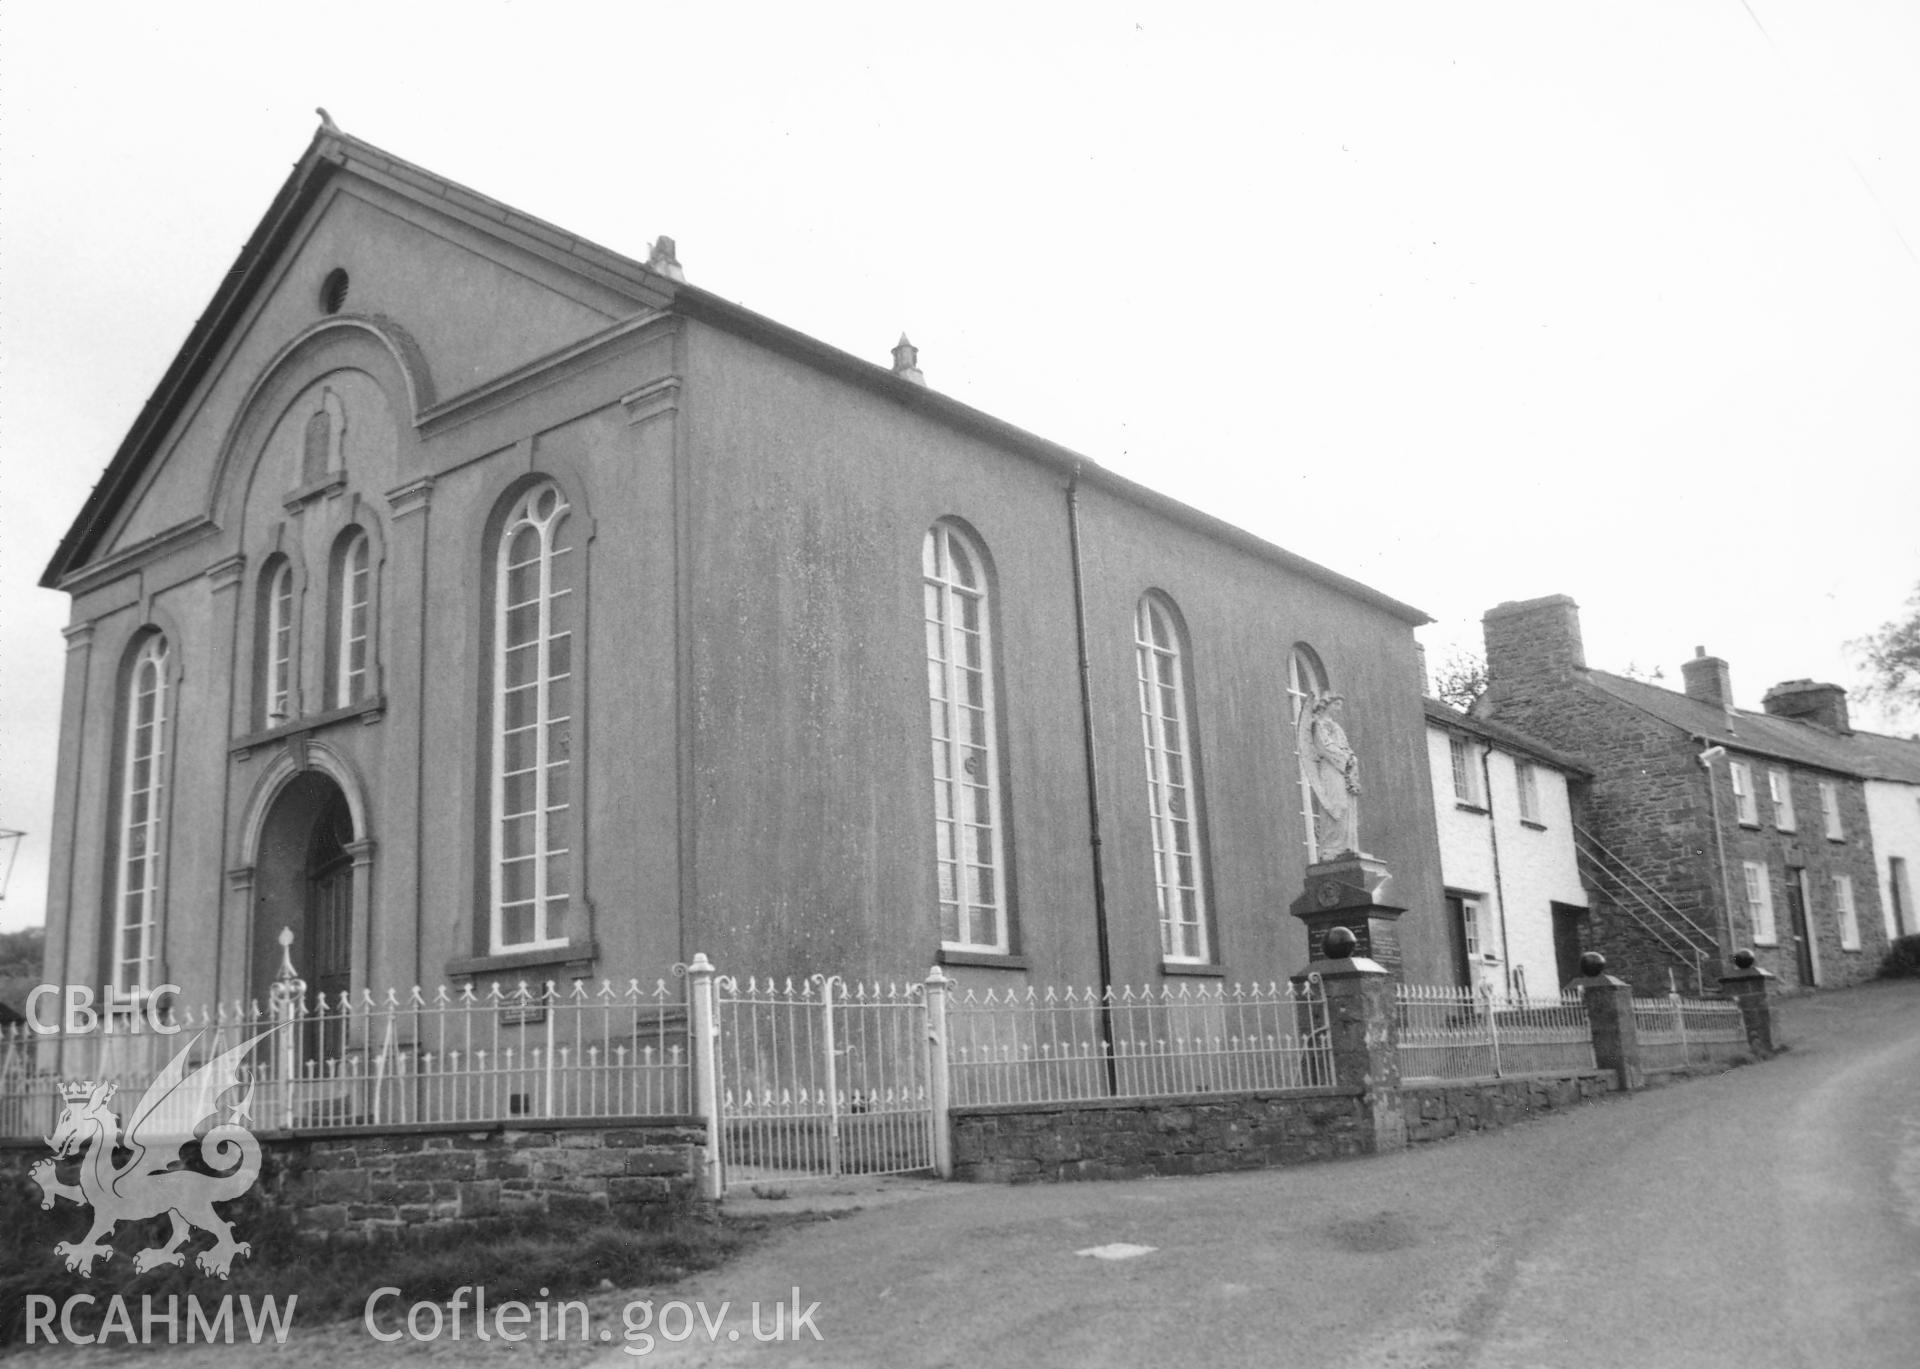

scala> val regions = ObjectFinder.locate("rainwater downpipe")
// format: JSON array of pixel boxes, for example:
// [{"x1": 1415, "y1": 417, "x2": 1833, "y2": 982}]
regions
[
  {"x1": 1066, "y1": 465, "x2": 1118, "y2": 1094},
  {"x1": 1478, "y1": 739, "x2": 1515, "y2": 994}
]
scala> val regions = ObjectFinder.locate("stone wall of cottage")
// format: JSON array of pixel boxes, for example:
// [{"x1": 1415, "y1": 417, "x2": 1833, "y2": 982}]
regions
[
  {"x1": 1480, "y1": 596, "x2": 1888, "y2": 994},
  {"x1": 1481, "y1": 599, "x2": 1720, "y2": 992}
]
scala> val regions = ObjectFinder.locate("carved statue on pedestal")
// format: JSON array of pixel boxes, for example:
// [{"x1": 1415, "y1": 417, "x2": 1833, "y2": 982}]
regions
[{"x1": 1298, "y1": 690, "x2": 1362, "y2": 857}]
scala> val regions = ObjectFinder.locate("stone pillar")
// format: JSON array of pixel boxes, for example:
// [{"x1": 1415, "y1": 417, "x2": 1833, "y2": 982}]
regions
[
  {"x1": 1290, "y1": 852, "x2": 1407, "y2": 976},
  {"x1": 924, "y1": 966, "x2": 954, "y2": 1179},
  {"x1": 1293, "y1": 928, "x2": 1405, "y2": 1154},
  {"x1": 1571, "y1": 952, "x2": 1642, "y2": 1091},
  {"x1": 685, "y1": 953, "x2": 722, "y2": 1201},
  {"x1": 1717, "y1": 950, "x2": 1777, "y2": 1058},
  {"x1": 45, "y1": 622, "x2": 97, "y2": 997}
]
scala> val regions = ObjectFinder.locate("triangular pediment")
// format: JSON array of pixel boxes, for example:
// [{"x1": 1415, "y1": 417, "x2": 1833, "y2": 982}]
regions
[{"x1": 47, "y1": 126, "x2": 678, "y2": 586}]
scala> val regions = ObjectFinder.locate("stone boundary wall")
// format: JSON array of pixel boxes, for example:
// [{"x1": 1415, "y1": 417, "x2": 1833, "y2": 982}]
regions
[
  {"x1": 952, "y1": 1073, "x2": 1617, "y2": 1183},
  {"x1": 950, "y1": 1087, "x2": 1370, "y2": 1183},
  {"x1": 1401, "y1": 1072, "x2": 1614, "y2": 1145},
  {"x1": 1, "y1": 1117, "x2": 705, "y2": 1241}
]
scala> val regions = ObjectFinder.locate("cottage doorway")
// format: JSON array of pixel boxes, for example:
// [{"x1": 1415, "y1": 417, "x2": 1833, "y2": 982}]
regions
[
  {"x1": 1785, "y1": 870, "x2": 1818, "y2": 987},
  {"x1": 1443, "y1": 893, "x2": 1474, "y2": 987},
  {"x1": 1551, "y1": 903, "x2": 1586, "y2": 989}
]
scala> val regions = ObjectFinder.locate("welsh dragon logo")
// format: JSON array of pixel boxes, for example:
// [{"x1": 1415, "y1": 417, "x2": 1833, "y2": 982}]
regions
[{"x1": 30, "y1": 1028, "x2": 280, "y2": 1280}]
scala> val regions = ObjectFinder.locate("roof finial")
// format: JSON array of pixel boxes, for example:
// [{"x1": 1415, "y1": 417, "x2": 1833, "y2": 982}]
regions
[
  {"x1": 647, "y1": 236, "x2": 685, "y2": 282},
  {"x1": 891, "y1": 334, "x2": 925, "y2": 386},
  {"x1": 316, "y1": 107, "x2": 338, "y2": 133}
]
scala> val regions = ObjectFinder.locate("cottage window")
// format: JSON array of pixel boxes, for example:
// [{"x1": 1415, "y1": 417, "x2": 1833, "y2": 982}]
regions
[
  {"x1": 1742, "y1": 860, "x2": 1777, "y2": 945},
  {"x1": 1768, "y1": 769, "x2": 1795, "y2": 832},
  {"x1": 112, "y1": 634, "x2": 169, "y2": 994},
  {"x1": 1515, "y1": 761, "x2": 1541, "y2": 824},
  {"x1": 490, "y1": 482, "x2": 576, "y2": 952},
  {"x1": 1730, "y1": 761, "x2": 1758, "y2": 826},
  {"x1": 1820, "y1": 781, "x2": 1844, "y2": 841},
  {"x1": 924, "y1": 522, "x2": 1009, "y2": 953},
  {"x1": 1832, "y1": 874, "x2": 1860, "y2": 951},
  {"x1": 1448, "y1": 735, "x2": 1483, "y2": 808},
  {"x1": 1134, "y1": 594, "x2": 1209, "y2": 964}
]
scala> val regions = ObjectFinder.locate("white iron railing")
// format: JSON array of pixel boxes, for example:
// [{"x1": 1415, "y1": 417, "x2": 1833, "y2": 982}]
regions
[
  {"x1": 947, "y1": 978, "x2": 1333, "y2": 1107},
  {"x1": 712, "y1": 974, "x2": 935, "y2": 1185},
  {"x1": 1396, "y1": 984, "x2": 1596, "y2": 1081},
  {"x1": 1, "y1": 978, "x2": 691, "y2": 1141},
  {"x1": 1633, "y1": 993, "x2": 1748, "y2": 1071}
]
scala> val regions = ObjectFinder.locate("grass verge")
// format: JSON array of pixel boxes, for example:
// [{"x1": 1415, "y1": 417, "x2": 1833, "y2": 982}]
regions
[{"x1": 2, "y1": 1179, "x2": 778, "y2": 1344}]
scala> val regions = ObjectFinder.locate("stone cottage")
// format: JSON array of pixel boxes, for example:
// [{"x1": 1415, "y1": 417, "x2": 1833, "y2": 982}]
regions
[{"x1": 1479, "y1": 595, "x2": 1892, "y2": 992}]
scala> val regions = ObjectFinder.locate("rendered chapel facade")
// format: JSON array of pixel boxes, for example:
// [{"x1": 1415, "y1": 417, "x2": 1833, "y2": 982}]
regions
[{"x1": 37, "y1": 126, "x2": 1451, "y2": 1013}]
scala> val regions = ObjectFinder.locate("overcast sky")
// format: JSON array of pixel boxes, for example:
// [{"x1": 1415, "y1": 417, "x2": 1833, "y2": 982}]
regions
[{"x1": 2, "y1": 1, "x2": 1917, "y2": 933}]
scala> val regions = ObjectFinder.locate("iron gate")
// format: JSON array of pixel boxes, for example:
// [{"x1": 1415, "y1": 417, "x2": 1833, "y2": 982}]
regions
[{"x1": 712, "y1": 974, "x2": 937, "y2": 1189}]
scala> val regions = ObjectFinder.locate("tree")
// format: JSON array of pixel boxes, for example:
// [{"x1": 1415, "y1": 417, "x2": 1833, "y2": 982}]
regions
[
  {"x1": 0, "y1": 925, "x2": 43, "y2": 983},
  {"x1": 1853, "y1": 582, "x2": 1920, "y2": 717},
  {"x1": 1431, "y1": 648, "x2": 1488, "y2": 712}
]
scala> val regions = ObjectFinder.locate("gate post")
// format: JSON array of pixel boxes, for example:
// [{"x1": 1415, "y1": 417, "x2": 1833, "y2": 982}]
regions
[
  {"x1": 268, "y1": 927, "x2": 307, "y2": 1131},
  {"x1": 820, "y1": 977, "x2": 842, "y2": 1178},
  {"x1": 686, "y1": 954, "x2": 723, "y2": 1200},
  {"x1": 1717, "y1": 950, "x2": 1778, "y2": 1058},
  {"x1": 1482, "y1": 983, "x2": 1501, "y2": 1078},
  {"x1": 1571, "y1": 953, "x2": 1643, "y2": 1092},
  {"x1": 924, "y1": 966, "x2": 953, "y2": 1179}
]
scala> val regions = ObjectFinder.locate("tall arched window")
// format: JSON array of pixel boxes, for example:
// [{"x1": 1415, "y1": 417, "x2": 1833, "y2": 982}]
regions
[
  {"x1": 259, "y1": 558, "x2": 295, "y2": 728},
  {"x1": 923, "y1": 522, "x2": 1009, "y2": 953},
  {"x1": 491, "y1": 482, "x2": 576, "y2": 951},
  {"x1": 1135, "y1": 594, "x2": 1209, "y2": 963},
  {"x1": 333, "y1": 528, "x2": 371, "y2": 706},
  {"x1": 112, "y1": 634, "x2": 169, "y2": 993},
  {"x1": 1287, "y1": 644, "x2": 1330, "y2": 861}
]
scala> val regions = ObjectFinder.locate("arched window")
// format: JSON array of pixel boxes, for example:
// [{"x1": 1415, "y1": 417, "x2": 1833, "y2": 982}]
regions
[
  {"x1": 112, "y1": 634, "x2": 169, "y2": 993},
  {"x1": 259, "y1": 557, "x2": 295, "y2": 728},
  {"x1": 1287, "y1": 644, "x2": 1330, "y2": 861},
  {"x1": 923, "y1": 522, "x2": 1009, "y2": 953},
  {"x1": 332, "y1": 528, "x2": 372, "y2": 706},
  {"x1": 491, "y1": 482, "x2": 576, "y2": 951},
  {"x1": 1135, "y1": 594, "x2": 1209, "y2": 962}
]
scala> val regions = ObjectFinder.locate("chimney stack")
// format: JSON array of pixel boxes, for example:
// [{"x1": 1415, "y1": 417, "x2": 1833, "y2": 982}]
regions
[
  {"x1": 1681, "y1": 647, "x2": 1734, "y2": 711},
  {"x1": 1761, "y1": 679, "x2": 1852, "y2": 735},
  {"x1": 1482, "y1": 594, "x2": 1586, "y2": 692}
]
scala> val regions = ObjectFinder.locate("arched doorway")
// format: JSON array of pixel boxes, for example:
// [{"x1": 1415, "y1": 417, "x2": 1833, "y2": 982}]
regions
[{"x1": 252, "y1": 771, "x2": 357, "y2": 1061}]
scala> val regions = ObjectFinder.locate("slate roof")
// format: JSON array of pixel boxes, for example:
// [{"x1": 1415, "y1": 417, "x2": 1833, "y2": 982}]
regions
[
  {"x1": 1423, "y1": 698, "x2": 1591, "y2": 778},
  {"x1": 1584, "y1": 669, "x2": 1920, "y2": 783},
  {"x1": 41, "y1": 123, "x2": 1429, "y2": 628},
  {"x1": 1834, "y1": 729, "x2": 1920, "y2": 786}
]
